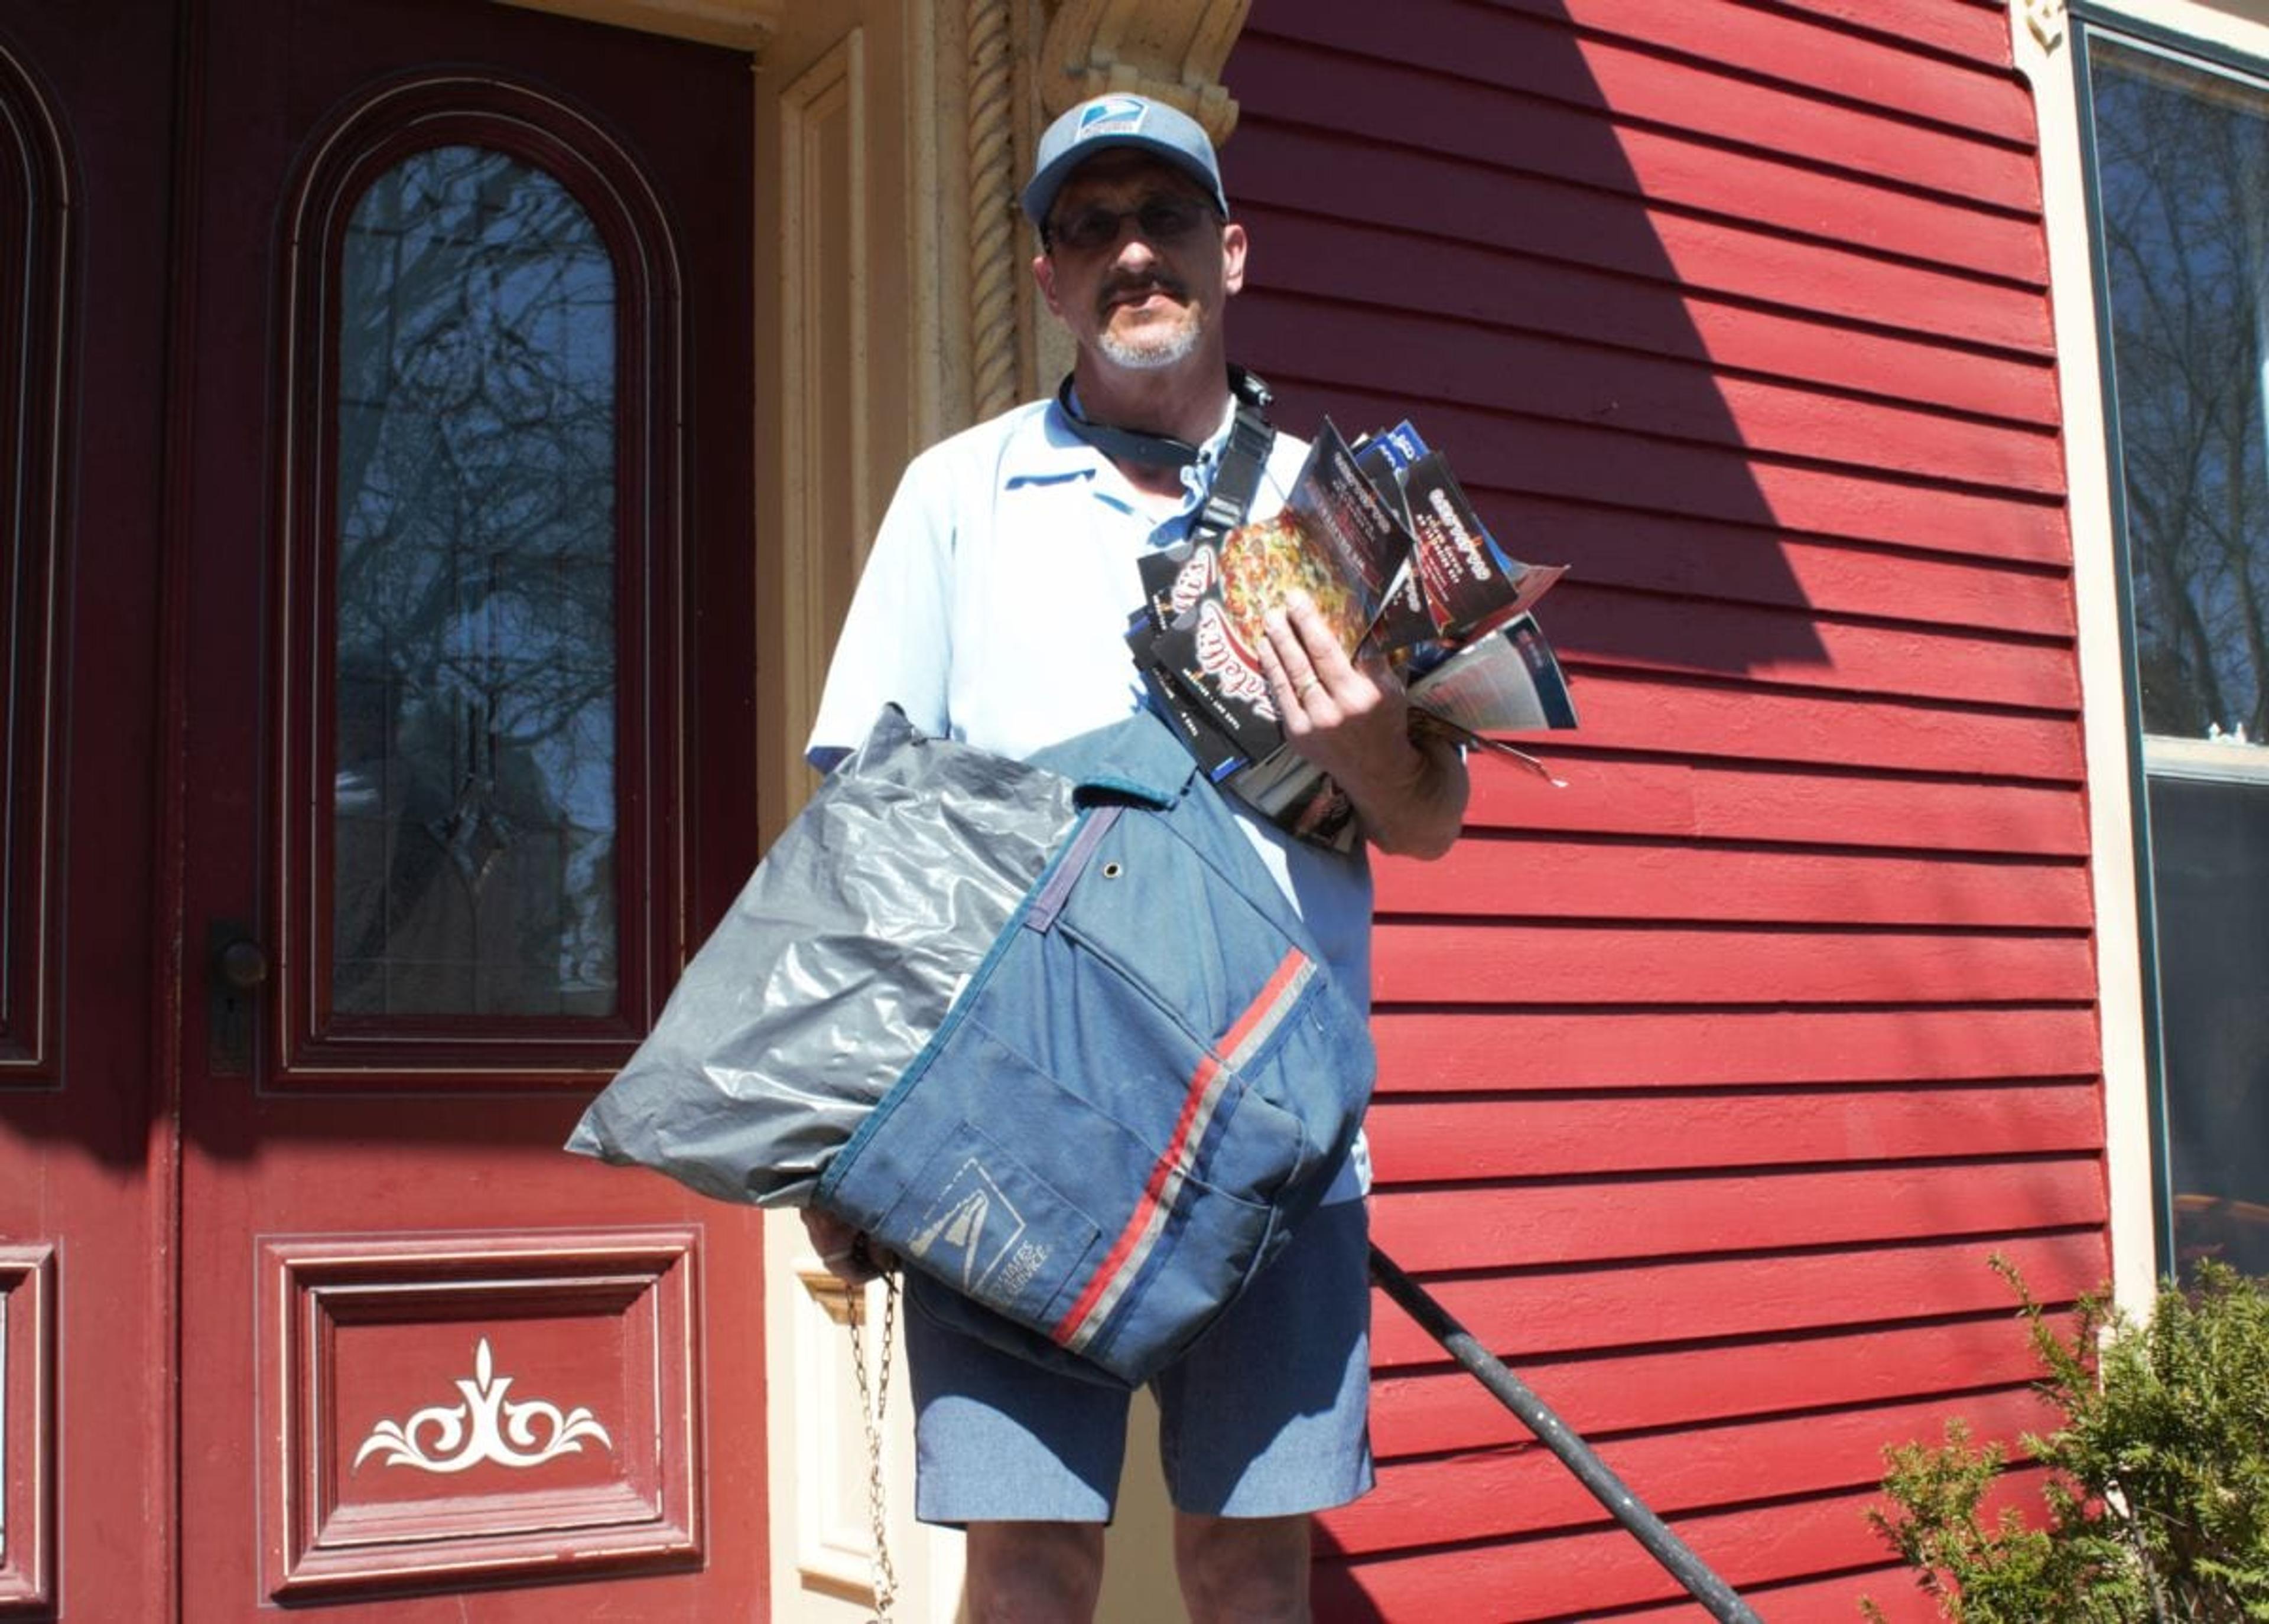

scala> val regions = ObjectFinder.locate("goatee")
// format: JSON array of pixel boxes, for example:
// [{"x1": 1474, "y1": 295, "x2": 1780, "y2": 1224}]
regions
[
  {"x1": 1094, "y1": 271, "x2": 1201, "y2": 370},
  {"x1": 1098, "y1": 320, "x2": 1202, "y2": 370}
]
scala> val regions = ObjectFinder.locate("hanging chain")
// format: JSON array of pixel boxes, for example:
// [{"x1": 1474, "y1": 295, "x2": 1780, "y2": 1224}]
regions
[{"x1": 846, "y1": 1267, "x2": 900, "y2": 1623}]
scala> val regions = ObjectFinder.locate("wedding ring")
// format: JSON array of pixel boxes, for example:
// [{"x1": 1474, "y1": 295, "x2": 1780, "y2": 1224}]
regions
[{"x1": 1296, "y1": 676, "x2": 1322, "y2": 701}]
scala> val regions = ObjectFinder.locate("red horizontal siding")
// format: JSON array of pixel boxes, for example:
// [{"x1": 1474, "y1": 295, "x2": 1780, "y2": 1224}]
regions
[
  {"x1": 1377, "y1": 840, "x2": 2091, "y2": 927},
  {"x1": 1234, "y1": 35, "x2": 2045, "y2": 276},
  {"x1": 1373, "y1": 1161, "x2": 2106, "y2": 1270},
  {"x1": 1269, "y1": 0, "x2": 2039, "y2": 205},
  {"x1": 1287, "y1": 386, "x2": 2069, "y2": 561},
  {"x1": 1226, "y1": 0, "x2": 2098, "y2": 1615},
  {"x1": 1460, "y1": 759, "x2": 2088, "y2": 868},
  {"x1": 1371, "y1": 1008, "x2": 2103, "y2": 1089},
  {"x1": 1320, "y1": 1470, "x2": 2057, "y2": 1620},
  {"x1": 1540, "y1": 0, "x2": 2036, "y2": 143},
  {"x1": 1373, "y1": 1311, "x2": 2083, "y2": 1450},
  {"x1": 1371, "y1": 922, "x2": 2095, "y2": 1004},
  {"x1": 1465, "y1": 500, "x2": 2072, "y2": 638},
  {"x1": 1772, "y1": 0, "x2": 2016, "y2": 69},
  {"x1": 1237, "y1": 123, "x2": 2053, "y2": 354},
  {"x1": 1544, "y1": 590, "x2": 2076, "y2": 707},
  {"x1": 1368, "y1": 1083, "x2": 2104, "y2": 1179},
  {"x1": 1243, "y1": 296, "x2": 2065, "y2": 492},
  {"x1": 1533, "y1": 681, "x2": 2083, "y2": 781},
  {"x1": 1636, "y1": 1564, "x2": 1949, "y2": 1624},
  {"x1": 1241, "y1": 207, "x2": 2062, "y2": 428},
  {"x1": 1328, "y1": 1387, "x2": 2059, "y2": 1555},
  {"x1": 1368, "y1": 1234, "x2": 2108, "y2": 1372}
]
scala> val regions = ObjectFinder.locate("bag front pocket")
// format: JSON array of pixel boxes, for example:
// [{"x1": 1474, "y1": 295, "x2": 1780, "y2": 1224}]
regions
[{"x1": 867, "y1": 1117, "x2": 1103, "y2": 1334}]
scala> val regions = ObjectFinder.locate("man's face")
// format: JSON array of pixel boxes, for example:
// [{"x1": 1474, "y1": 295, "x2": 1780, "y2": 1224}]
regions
[{"x1": 1033, "y1": 151, "x2": 1247, "y2": 374}]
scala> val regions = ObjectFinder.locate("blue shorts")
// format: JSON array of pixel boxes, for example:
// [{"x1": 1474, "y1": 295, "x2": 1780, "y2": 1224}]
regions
[{"x1": 903, "y1": 1199, "x2": 1374, "y2": 1524}]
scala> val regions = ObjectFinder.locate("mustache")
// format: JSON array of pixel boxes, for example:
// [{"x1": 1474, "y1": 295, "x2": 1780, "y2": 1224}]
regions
[{"x1": 1096, "y1": 270, "x2": 1189, "y2": 318}]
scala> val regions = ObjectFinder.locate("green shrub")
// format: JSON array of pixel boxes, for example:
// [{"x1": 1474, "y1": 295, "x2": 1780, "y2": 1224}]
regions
[{"x1": 1861, "y1": 1257, "x2": 2269, "y2": 1622}]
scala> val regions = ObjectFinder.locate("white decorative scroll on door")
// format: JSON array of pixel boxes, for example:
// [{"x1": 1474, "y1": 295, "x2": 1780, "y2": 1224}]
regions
[{"x1": 352, "y1": 1337, "x2": 614, "y2": 1475}]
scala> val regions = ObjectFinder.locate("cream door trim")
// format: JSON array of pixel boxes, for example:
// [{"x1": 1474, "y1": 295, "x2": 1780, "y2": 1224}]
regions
[
  {"x1": 758, "y1": 6, "x2": 968, "y2": 1615},
  {"x1": 500, "y1": 1, "x2": 1257, "y2": 1616}
]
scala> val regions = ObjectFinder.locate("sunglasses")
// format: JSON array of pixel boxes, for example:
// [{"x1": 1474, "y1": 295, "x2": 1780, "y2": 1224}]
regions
[{"x1": 1046, "y1": 193, "x2": 1215, "y2": 253}]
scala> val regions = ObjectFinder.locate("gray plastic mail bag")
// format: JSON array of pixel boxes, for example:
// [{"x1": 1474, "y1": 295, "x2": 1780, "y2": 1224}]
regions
[{"x1": 567, "y1": 705, "x2": 1375, "y2": 1385}]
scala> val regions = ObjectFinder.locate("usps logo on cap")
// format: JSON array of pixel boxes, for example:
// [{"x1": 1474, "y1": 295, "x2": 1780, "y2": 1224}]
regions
[{"x1": 1077, "y1": 95, "x2": 1150, "y2": 138}]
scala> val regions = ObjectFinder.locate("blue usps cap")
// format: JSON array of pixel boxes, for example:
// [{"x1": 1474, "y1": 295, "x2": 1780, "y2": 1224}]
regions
[{"x1": 1023, "y1": 93, "x2": 1229, "y2": 227}]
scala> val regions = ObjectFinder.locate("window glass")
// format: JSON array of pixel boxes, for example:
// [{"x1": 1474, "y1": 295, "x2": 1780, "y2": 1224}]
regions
[
  {"x1": 2144, "y1": 772, "x2": 2269, "y2": 1274},
  {"x1": 330, "y1": 146, "x2": 619, "y2": 1017},
  {"x1": 2089, "y1": 34, "x2": 2269, "y2": 1272},
  {"x1": 2092, "y1": 40, "x2": 2269, "y2": 742}
]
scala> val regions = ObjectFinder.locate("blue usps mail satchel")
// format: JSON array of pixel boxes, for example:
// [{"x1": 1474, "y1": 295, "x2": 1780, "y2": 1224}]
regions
[{"x1": 567, "y1": 704, "x2": 1375, "y2": 1387}]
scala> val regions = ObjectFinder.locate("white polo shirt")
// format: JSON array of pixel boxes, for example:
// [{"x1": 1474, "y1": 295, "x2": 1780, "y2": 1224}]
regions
[{"x1": 806, "y1": 392, "x2": 1374, "y2": 1196}]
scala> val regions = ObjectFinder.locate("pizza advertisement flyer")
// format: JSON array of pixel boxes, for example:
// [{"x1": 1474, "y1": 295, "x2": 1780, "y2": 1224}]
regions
[
  {"x1": 1129, "y1": 612, "x2": 1249, "y2": 783},
  {"x1": 1399, "y1": 451, "x2": 1567, "y2": 646},
  {"x1": 1353, "y1": 440, "x2": 1441, "y2": 655},
  {"x1": 1135, "y1": 539, "x2": 1196, "y2": 639},
  {"x1": 1143, "y1": 418, "x2": 1419, "y2": 765},
  {"x1": 1129, "y1": 547, "x2": 1262, "y2": 779},
  {"x1": 1364, "y1": 418, "x2": 1432, "y2": 473},
  {"x1": 1123, "y1": 412, "x2": 1577, "y2": 847},
  {"x1": 1280, "y1": 418, "x2": 1417, "y2": 629},
  {"x1": 1407, "y1": 613, "x2": 1579, "y2": 736}
]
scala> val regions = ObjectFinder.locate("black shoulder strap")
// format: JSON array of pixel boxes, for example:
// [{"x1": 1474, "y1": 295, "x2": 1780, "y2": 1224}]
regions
[
  {"x1": 1191, "y1": 366, "x2": 1279, "y2": 543},
  {"x1": 1054, "y1": 364, "x2": 1279, "y2": 528}
]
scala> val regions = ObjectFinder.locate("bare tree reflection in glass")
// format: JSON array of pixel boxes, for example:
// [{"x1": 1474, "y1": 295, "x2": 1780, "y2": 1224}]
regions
[
  {"x1": 2095, "y1": 48, "x2": 2269, "y2": 743},
  {"x1": 330, "y1": 146, "x2": 619, "y2": 1018},
  {"x1": 2093, "y1": 40, "x2": 2269, "y2": 1275}
]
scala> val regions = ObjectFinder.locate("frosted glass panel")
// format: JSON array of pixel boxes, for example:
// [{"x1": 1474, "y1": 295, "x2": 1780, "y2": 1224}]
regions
[{"x1": 330, "y1": 147, "x2": 618, "y2": 1017}]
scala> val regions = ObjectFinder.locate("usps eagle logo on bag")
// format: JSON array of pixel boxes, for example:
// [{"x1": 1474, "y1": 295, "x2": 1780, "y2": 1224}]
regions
[{"x1": 910, "y1": 1157, "x2": 1045, "y2": 1294}]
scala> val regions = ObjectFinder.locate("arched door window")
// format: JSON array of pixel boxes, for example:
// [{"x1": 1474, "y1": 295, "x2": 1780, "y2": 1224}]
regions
[
  {"x1": 279, "y1": 82, "x2": 679, "y2": 1082},
  {"x1": 0, "y1": 46, "x2": 67, "y2": 1080},
  {"x1": 331, "y1": 146, "x2": 620, "y2": 1020}
]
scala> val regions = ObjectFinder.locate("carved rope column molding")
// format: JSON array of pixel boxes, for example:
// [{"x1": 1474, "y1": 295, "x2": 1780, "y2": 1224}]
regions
[
  {"x1": 967, "y1": 0, "x2": 1020, "y2": 419},
  {"x1": 1036, "y1": 0, "x2": 1250, "y2": 137}
]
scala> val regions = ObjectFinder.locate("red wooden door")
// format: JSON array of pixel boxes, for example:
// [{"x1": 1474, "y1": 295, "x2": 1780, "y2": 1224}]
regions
[
  {"x1": 0, "y1": 5, "x2": 180, "y2": 1618},
  {"x1": 168, "y1": 2, "x2": 765, "y2": 1617}
]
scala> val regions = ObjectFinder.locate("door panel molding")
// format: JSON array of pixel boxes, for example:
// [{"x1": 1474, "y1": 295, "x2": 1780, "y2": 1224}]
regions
[
  {"x1": 259, "y1": 1226, "x2": 702, "y2": 1601},
  {"x1": 0, "y1": 1244, "x2": 55, "y2": 1613}
]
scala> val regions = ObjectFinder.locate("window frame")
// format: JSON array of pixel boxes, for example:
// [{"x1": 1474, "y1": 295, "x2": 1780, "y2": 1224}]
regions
[
  {"x1": 2068, "y1": 1, "x2": 2269, "y2": 1278},
  {"x1": 0, "y1": 43, "x2": 70, "y2": 1085},
  {"x1": 272, "y1": 76, "x2": 684, "y2": 1088}
]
